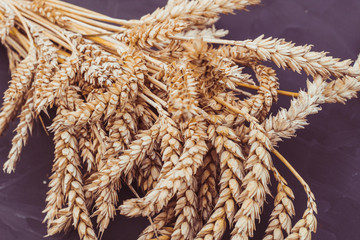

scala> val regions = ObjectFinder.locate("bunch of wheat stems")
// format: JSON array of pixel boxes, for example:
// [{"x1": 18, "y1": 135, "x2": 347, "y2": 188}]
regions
[{"x1": 0, "y1": 0, "x2": 359, "y2": 239}]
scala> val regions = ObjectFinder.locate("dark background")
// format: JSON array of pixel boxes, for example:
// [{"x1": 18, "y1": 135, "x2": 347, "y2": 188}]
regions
[{"x1": 0, "y1": 0, "x2": 359, "y2": 239}]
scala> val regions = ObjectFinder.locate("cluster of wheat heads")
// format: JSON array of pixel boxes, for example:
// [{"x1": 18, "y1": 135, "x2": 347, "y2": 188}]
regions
[{"x1": 0, "y1": 0, "x2": 359, "y2": 239}]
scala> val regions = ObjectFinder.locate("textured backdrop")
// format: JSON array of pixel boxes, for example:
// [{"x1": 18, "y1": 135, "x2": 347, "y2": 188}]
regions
[{"x1": 0, "y1": 0, "x2": 359, "y2": 239}]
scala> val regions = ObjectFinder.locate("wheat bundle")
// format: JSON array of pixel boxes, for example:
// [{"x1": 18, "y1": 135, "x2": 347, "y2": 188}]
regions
[{"x1": 0, "y1": 0, "x2": 359, "y2": 239}]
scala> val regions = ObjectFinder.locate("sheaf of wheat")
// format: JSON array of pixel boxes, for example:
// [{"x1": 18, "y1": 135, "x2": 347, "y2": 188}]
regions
[{"x1": 0, "y1": 0, "x2": 359, "y2": 240}]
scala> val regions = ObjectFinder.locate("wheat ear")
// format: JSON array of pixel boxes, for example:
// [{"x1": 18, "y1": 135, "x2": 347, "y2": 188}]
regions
[
  {"x1": 3, "y1": 88, "x2": 35, "y2": 173},
  {"x1": 263, "y1": 168, "x2": 295, "y2": 240},
  {"x1": 119, "y1": 117, "x2": 208, "y2": 217},
  {"x1": 0, "y1": 47, "x2": 36, "y2": 136}
]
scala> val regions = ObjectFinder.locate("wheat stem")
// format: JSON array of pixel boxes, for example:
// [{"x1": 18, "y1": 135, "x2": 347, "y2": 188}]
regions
[
  {"x1": 62, "y1": 11, "x2": 126, "y2": 32},
  {"x1": 126, "y1": 183, "x2": 160, "y2": 240},
  {"x1": 39, "y1": 115, "x2": 49, "y2": 136},
  {"x1": 47, "y1": 0, "x2": 108, "y2": 17},
  {"x1": 16, "y1": 3, "x2": 77, "y2": 51},
  {"x1": 47, "y1": 0, "x2": 134, "y2": 27},
  {"x1": 272, "y1": 148, "x2": 308, "y2": 188},
  {"x1": 236, "y1": 82, "x2": 299, "y2": 97},
  {"x1": 5, "y1": 35, "x2": 27, "y2": 57},
  {"x1": 3, "y1": 0, "x2": 33, "y2": 44}
]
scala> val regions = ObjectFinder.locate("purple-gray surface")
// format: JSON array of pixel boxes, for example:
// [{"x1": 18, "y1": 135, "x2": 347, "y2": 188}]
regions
[{"x1": 0, "y1": 0, "x2": 359, "y2": 239}]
